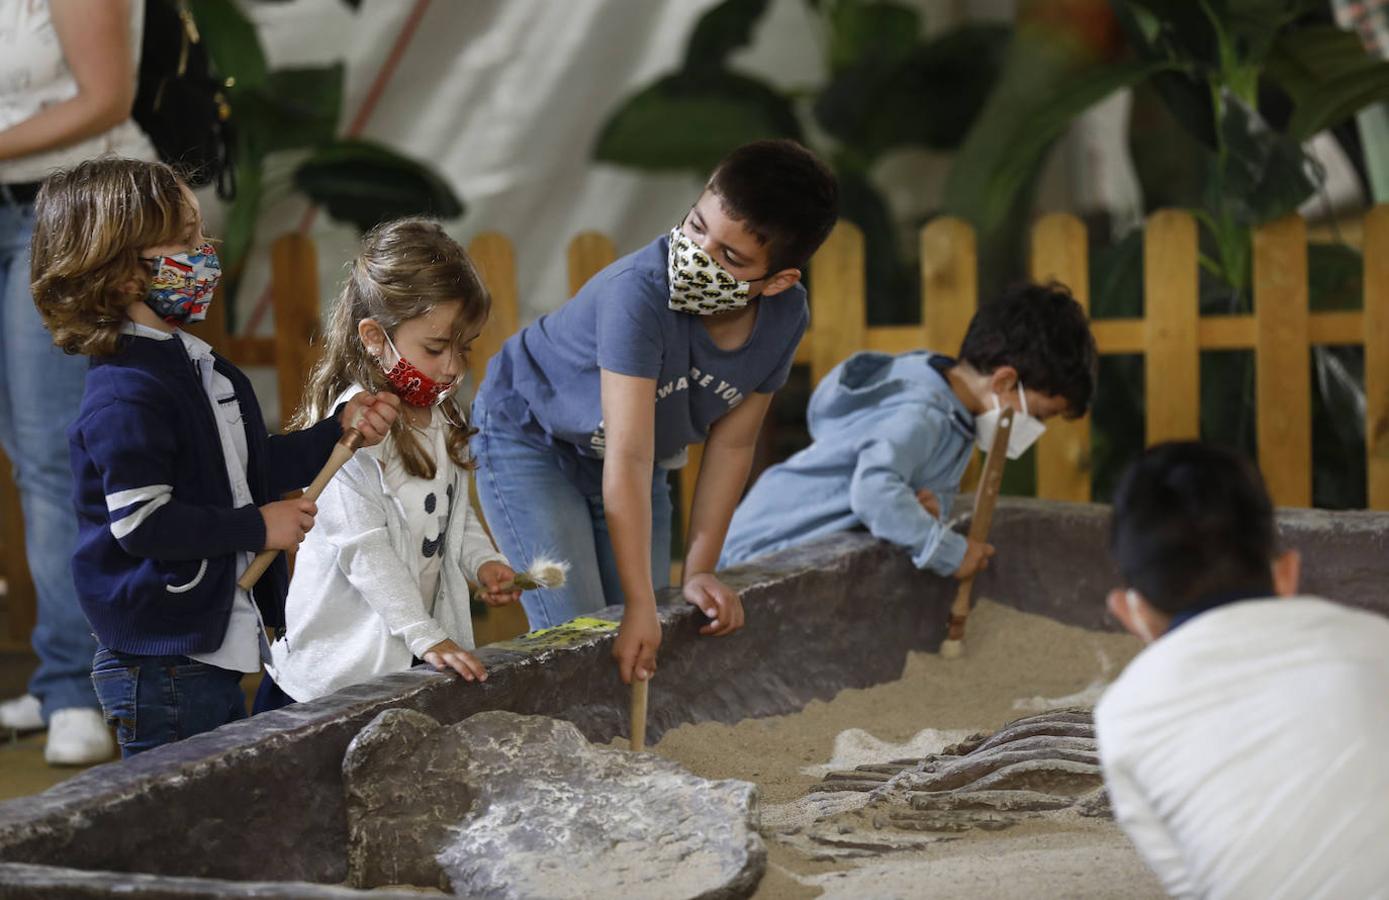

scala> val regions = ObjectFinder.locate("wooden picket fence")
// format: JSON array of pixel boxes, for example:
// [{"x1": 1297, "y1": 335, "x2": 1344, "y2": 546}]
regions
[{"x1": 3, "y1": 208, "x2": 1387, "y2": 644}]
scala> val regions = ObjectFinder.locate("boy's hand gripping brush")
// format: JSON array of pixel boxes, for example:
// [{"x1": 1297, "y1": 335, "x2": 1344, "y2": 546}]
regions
[
  {"x1": 939, "y1": 406, "x2": 1013, "y2": 660},
  {"x1": 237, "y1": 427, "x2": 366, "y2": 591}
]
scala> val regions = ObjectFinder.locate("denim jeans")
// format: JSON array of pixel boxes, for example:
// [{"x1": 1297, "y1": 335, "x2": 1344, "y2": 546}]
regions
[
  {"x1": 90, "y1": 647, "x2": 247, "y2": 758},
  {"x1": 471, "y1": 400, "x2": 673, "y2": 631},
  {"x1": 0, "y1": 198, "x2": 97, "y2": 720}
]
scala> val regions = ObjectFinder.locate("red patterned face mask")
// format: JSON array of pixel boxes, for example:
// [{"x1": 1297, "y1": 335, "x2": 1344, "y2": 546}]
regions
[{"x1": 381, "y1": 334, "x2": 455, "y2": 407}]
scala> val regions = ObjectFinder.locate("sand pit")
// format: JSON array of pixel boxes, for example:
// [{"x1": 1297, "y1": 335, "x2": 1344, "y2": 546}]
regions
[{"x1": 641, "y1": 599, "x2": 1165, "y2": 899}]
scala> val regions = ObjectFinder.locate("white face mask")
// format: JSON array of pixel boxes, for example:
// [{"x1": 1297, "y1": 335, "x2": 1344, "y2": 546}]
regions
[
  {"x1": 974, "y1": 382, "x2": 1047, "y2": 459},
  {"x1": 1126, "y1": 589, "x2": 1156, "y2": 643},
  {"x1": 666, "y1": 226, "x2": 764, "y2": 315}
]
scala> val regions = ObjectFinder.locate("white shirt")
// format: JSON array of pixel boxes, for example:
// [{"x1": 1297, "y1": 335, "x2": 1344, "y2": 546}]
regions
[
  {"x1": 381, "y1": 410, "x2": 453, "y2": 614},
  {"x1": 1095, "y1": 597, "x2": 1389, "y2": 900},
  {"x1": 0, "y1": 0, "x2": 156, "y2": 183},
  {"x1": 267, "y1": 387, "x2": 507, "y2": 702},
  {"x1": 122, "y1": 321, "x2": 266, "y2": 673}
]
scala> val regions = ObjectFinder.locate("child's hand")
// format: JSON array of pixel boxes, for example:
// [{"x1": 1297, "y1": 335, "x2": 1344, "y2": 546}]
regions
[
  {"x1": 260, "y1": 498, "x2": 317, "y2": 551},
  {"x1": 341, "y1": 391, "x2": 400, "y2": 446},
  {"x1": 954, "y1": 538, "x2": 995, "y2": 580},
  {"x1": 476, "y1": 561, "x2": 521, "y2": 606},
  {"x1": 423, "y1": 638, "x2": 487, "y2": 682},
  {"x1": 916, "y1": 487, "x2": 942, "y2": 519},
  {"x1": 683, "y1": 572, "x2": 745, "y2": 637},
  {"x1": 613, "y1": 604, "x2": 661, "y2": 685}
]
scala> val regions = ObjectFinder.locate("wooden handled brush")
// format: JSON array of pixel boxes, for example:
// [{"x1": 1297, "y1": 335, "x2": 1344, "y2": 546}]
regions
[
  {"x1": 237, "y1": 428, "x2": 366, "y2": 591},
  {"x1": 939, "y1": 406, "x2": 1013, "y2": 659},
  {"x1": 630, "y1": 677, "x2": 649, "y2": 752}
]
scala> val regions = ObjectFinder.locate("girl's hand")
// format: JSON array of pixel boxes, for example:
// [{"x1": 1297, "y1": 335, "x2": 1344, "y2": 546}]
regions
[
  {"x1": 341, "y1": 391, "x2": 400, "y2": 446},
  {"x1": 916, "y1": 487, "x2": 942, "y2": 519},
  {"x1": 422, "y1": 639, "x2": 487, "y2": 682},
  {"x1": 259, "y1": 498, "x2": 317, "y2": 551},
  {"x1": 683, "y1": 572, "x2": 745, "y2": 637},
  {"x1": 613, "y1": 604, "x2": 661, "y2": 685},
  {"x1": 476, "y1": 561, "x2": 521, "y2": 606}
]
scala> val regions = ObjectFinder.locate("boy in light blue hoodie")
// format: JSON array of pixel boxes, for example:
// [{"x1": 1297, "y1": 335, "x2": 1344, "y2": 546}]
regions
[{"x1": 721, "y1": 282, "x2": 1097, "y2": 579}]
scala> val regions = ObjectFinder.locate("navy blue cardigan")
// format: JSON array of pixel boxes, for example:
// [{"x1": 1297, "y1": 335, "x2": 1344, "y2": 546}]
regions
[{"x1": 67, "y1": 334, "x2": 342, "y2": 655}]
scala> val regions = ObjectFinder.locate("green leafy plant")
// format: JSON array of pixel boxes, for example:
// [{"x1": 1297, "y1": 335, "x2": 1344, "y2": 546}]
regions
[
  {"x1": 593, "y1": 0, "x2": 1010, "y2": 324},
  {"x1": 949, "y1": 0, "x2": 1388, "y2": 506},
  {"x1": 185, "y1": 0, "x2": 463, "y2": 321}
]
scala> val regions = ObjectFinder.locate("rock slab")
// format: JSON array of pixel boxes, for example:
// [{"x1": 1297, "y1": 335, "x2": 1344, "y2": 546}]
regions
[{"x1": 343, "y1": 708, "x2": 765, "y2": 899}]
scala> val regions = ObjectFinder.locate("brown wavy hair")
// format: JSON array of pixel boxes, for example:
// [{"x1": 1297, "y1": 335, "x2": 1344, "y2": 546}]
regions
[
  {"x1": 30, "y1": 158, "x2": 193, "y2": 357},
  {"x1": 294, "y1": 218, "x2": 490, "y2": 479}
]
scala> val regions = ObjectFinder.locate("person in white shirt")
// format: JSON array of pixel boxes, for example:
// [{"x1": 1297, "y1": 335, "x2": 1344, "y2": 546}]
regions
[
  {"x1": 1096, "y1": 441, "x2": 1389, "y2": 899},
  {"x1": 263, "y1": 218, "x2": 521, "y2": 707}
]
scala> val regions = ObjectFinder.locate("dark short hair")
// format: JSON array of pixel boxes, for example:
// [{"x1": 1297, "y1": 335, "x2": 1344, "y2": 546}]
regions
[
  {"x1": 706, "y1": 139, "x2": 838, "y2": 273},
  {"x1": 1110, "y1": 442, "x2": 1277, "y2": 614},
  {"x1": 957, "y1": 281, "x2": 1097, "y2": 417}
]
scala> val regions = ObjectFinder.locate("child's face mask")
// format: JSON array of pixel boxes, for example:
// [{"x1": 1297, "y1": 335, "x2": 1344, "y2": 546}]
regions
[
  {"x1": 380, "y1": 333, "x2": 455, "y2": 408},
  {"x1": 974, "y1": 381, "x2": 1047, "y2": 459},
  {"x1": 143, "y1": 243, "x2": 221, "y2": 324},
  {"x1": 666, "y1": 226, "x2": 767, "y2": 315}
]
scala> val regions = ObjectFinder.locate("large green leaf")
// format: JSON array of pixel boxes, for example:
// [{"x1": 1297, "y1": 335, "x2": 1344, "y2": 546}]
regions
[
  {"x1": 1265, "y1": 26, "x2": 1389, "y2": 140},
  {"x1": 944, "y1": 58, "x2": 1169, "y2": 236},
  {"x1": 813, "y1": 25, "x2": 1009, "y2": 158},
  {"x1": 1217, "y1": 96, "x2": 1314, "y2": 223},
  {"x1": 594, "y1": 73, "x2": 801, "y2": 173},
  {"x1": 234, "y1": 65, "x2": 344, "y2": 157},
  {"x1": 684, "y1": 0, "x2": 771, "y2": 73},
  {"x1": 293, "y1": 139, "x2": 465, "y2": 232},
  {"x1": 189, "y1": 0, "x2": 268, "y2": 90},
  {"x1": 825, "y1": 0, "x2": 920, "y2": 73}
]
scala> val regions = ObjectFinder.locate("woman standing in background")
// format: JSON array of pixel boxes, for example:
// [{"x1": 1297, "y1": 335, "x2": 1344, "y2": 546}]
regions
[{"x1": 0, "y1": 0, "x2": 157, "y2": 766}]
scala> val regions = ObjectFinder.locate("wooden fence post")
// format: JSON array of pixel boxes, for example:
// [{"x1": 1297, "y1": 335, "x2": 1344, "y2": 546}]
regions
[
  {"x1": 810, "y1": 221, "x2": 867, "y2": 387},
  {"x1": 1144, "y1": 210, "x2": 1200, "y2": 443},
  {"x1": 468, "y1": 232, "x2": 519, "y2": 389},
  {"x1": 566, "y1": 232, "x2": 617, "y2": 298},
  {"x1": 1365, "y1": 206, "x2": 1389, "y2": 510},
  {"x1": 1253, "y1": 215, "x2": 1311, "y2": 507},
  {"x1": 921, "y1": 218, "x2": 976, "y2": 357},
  {"x1": 269, "y1": 234, "x2": 322, "y2": 430},
  {"x1": 1031, "y1": 213, "x2": 1091, "y2": 502}
]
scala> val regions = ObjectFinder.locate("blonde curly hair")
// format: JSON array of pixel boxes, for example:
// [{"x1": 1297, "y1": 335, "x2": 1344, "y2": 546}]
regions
[{"x1": 31, "y1": 158, "x2": 193, "y2": 357}]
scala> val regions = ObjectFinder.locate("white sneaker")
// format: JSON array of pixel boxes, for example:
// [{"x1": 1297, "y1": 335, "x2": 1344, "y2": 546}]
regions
[
  {"x1": 0, "y1": 693, "x2": 44, "y2": 732},
  {"x1": 44, "y1": 708, "x2": 116, "y2": 766}
]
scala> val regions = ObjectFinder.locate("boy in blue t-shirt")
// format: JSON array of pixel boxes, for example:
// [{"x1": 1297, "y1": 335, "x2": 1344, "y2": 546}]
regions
[
  {"x1": 721, "y1": 282, "x2": 1097, "y2": 579},
  {"x1": 473, "y1": 140, "x2": 838, "y2": 685}
]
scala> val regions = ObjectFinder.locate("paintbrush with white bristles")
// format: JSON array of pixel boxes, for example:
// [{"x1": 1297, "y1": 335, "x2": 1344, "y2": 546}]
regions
[{"x1": 474, "y1": 556, "x2": 570, "y2": 601}]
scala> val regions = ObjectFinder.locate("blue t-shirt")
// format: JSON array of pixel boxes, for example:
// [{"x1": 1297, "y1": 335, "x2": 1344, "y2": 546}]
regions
[{"x1": 477, "y1": 234, "x2": 808, "y2": 491}]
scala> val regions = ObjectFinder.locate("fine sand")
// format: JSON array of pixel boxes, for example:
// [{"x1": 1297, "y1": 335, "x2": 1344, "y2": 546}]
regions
[{"x1": 645, "y1": 599, "x2": 1166, "y2": 899}]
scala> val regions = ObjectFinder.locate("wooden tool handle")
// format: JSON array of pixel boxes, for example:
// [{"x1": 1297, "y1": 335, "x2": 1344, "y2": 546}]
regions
[
  {"x1": 947, "y1": 408, "x2": 1014, "y2": 640},
  {"x1": 630, "y1": 677, "x2": 649, "y2": 752},
  {"x1": 237, "y1": 429, "x2": 365, "y2": 592}
]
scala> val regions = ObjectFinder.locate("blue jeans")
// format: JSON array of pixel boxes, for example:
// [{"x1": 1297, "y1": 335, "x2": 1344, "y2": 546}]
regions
[
  {"x1": 471, "y1": 401, "x2": 673, "y2": 630},
  {"x1": 90, "y1": 647, "x2": 247, "y2": 758},
  {"x1": 0, "y1": 198, "x2": 96, "y2": 720}
]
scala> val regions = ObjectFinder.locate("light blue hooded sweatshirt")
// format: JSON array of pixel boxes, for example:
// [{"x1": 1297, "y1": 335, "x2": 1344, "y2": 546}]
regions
[{"x1": 720, "y1": 350, "x2": 975, "y2": 575}]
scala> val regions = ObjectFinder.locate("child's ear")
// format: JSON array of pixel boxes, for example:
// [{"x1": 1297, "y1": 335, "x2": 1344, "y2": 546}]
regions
[
  {"x1": 988, "y1": 365, "x2": 1019, "y2": 395},
  {"x1": 1272, "y1": 549, "x2": 1301, "y2": 597},
  {"x1": 1106, "y1": 587, "x2": 1162, "y2": 643},
  {"x1": 358, "y1": 318, "x2": 385, "y2": 358},
  {"x1": 759, "y1": 268, "x2": 801, "y2": 298}
]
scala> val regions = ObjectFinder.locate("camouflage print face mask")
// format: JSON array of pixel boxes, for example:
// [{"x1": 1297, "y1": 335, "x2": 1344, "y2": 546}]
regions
[{"x1": 666, "y1": 227, "x2": 767, "y2": 315}]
